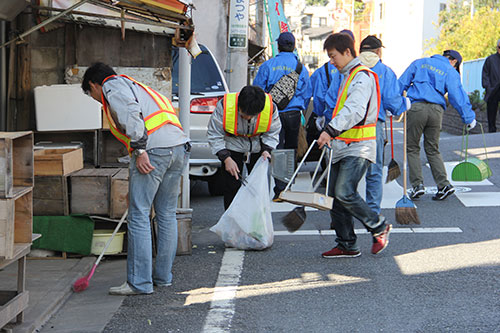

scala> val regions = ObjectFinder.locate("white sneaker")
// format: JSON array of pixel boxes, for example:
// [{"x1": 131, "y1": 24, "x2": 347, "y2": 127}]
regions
[{"x1": 109, "y1": 282, "x2": 144, "y2": 296}]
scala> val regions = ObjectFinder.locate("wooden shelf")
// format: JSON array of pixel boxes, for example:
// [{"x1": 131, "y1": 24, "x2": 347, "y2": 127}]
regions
[{"x1": 0, "y1": 243, "x2": 31, "y2": 270}]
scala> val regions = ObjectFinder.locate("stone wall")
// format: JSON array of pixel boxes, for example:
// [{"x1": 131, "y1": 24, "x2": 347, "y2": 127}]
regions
[{"x1": 442, "y1": 105, "x2": 499, "y2": 135}]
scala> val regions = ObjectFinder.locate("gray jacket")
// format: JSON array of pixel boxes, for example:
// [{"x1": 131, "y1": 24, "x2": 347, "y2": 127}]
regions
[
  {"x1": 325, "y1": 58, "x2": 379, "y2": 164},
  {"x1": 102, "y1": 76, "x2": 188, "y2": 150},
  {"x1": 207, "y1": 98, "x2": 281, "y2": 159}
]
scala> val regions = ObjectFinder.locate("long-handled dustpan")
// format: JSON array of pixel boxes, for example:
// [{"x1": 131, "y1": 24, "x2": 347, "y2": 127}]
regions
[
  {"x1": 452, "y1": 122, "x2": 492, "y2": 181},
  {"x1": 279, "y1": 140, "x2": 334, "y2": 211}
]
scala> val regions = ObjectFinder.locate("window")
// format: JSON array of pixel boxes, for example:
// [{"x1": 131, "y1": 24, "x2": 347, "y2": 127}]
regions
[{"x1": 319, "y1": 17, "x2": 327, "y2": 26}]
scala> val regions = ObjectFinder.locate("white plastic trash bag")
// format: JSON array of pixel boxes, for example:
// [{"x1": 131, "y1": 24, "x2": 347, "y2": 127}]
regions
[{"x1": 210, "y1": 158, "x2": 274, "y2": 250}]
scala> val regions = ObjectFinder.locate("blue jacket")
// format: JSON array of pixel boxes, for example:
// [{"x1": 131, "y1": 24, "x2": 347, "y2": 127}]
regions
[
  {"x1": 253, "y1": 52, "x2": 311, "y2": 112},
  {"x1": 323, "y1": 66, "x2": 344, "y2": 122},
  {"x1": 371, "y1": 60, "x2": 407, "y2": 122},
  {"x1": 398, "y1": 54, "x2": 475, "y2": 124},
  {"x1": 310, "y1": 62, "x2": 342, "y2": 121}
]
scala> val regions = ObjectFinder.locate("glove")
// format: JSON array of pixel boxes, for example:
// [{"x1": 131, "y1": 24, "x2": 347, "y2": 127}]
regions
[
  {"x1": 405, "y1": 97, "x2": 411, "y2": 111},
  {"x1": 466, "y1": 119, "x2": 476, "y2": 131},
  {"x1": 315, "y1": 115, "x2": 326, "y2": 131}
]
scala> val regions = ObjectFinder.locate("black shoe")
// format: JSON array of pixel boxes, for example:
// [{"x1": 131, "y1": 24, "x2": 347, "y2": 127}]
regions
[
  {"x1": 272, "y1": 193, "x2": 283, "y2": 203},
  {"x1": 432, "y1": 184, "x2": 455, "y2": 201},
  {"x1": 409, "y1": 184, "x2": 425, "y2": 200}
]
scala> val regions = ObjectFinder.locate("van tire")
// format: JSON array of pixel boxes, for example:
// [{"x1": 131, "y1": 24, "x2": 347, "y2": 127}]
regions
[{"x1": 207, "y1": 169, "x2": 224, "y2": 196}]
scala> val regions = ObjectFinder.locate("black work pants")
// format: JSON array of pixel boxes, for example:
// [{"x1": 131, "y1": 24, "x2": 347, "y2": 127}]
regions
[
  {"x1": 274, "y1": 110, "x2": 301, "y2": 196},
  {"x1": 487, "y1": 90, "x2": 500, "y2": 133},
  {"x1": 222, "y1": 151, "x2": 260, "y2": 210}
]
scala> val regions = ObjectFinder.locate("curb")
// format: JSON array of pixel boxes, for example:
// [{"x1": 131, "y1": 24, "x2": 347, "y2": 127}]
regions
[{"x1": 10, "y1": 257, "x2": 95, "y2": 333}]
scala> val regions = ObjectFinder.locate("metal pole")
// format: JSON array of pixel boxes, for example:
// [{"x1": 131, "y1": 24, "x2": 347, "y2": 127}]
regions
[
  {"x1": 178, "y1": 47, "x2": 191, "y2": 208},
  {"x1": 0, "y1": 22, "x2": 6, "y2": 131},
  {"x1": 0, "y1": 0, "x2": 91, "y2": 49}
]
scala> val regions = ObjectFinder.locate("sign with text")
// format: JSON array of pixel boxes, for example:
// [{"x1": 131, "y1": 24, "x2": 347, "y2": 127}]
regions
[{"x1": 228, "y1": 0, "x2": 249, "y2": 49}]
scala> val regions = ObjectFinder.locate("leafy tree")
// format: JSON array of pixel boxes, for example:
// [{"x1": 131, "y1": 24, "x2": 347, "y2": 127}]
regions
[
  {"x1": 306, "y1": 0, "x2": 329, "y2": 6},
  {"x1": 426, "y1": 0, "x2": 500, "y2": 60}
]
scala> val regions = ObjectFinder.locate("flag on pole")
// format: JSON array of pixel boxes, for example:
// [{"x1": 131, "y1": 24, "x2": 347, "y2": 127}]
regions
[{"x1": 264, "y1": 0, "x2": 290, "y2": 57}]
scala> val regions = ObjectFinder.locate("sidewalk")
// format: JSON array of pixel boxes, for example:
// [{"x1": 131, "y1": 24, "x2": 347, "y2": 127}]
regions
[{"x1": 0, "y1": 256, "x2": 125, "y2": 333}]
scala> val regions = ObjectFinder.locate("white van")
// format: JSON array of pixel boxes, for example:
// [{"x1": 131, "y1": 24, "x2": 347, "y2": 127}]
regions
[{"x1": 171, "y1": 44, "x2": 229, "y2": 195}]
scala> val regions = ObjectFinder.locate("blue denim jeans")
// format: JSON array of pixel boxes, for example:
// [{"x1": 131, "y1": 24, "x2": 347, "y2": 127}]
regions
[
  {"x1": 329, "y1": 156, "x2": 386, "y2": 252},
  {"x1": 127, "y1": 144, "x2": 189, "y2": 293},
  {"x1": 365, "y1": 120, "x2": 385, "y2": 214}
]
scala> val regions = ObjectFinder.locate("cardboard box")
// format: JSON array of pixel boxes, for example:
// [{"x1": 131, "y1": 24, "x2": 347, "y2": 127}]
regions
[{"x1": 34, "y1": 148, "x2": 83, "y2": 176}]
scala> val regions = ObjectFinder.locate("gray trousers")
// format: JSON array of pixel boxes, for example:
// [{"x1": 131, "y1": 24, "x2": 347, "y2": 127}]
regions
[{"x1": 406, "y1": 102, "x2": 450, "y2": 189}]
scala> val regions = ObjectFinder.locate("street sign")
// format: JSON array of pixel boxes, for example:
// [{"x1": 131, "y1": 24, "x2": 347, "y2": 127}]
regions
[{"x1": 228, "y1": 0, "x2": 249, "y2": 49}]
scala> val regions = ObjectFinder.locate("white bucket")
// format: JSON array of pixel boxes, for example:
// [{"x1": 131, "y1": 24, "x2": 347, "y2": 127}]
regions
[{"x1": 91, "y1": 229, "x2": 125, "y2": 255}]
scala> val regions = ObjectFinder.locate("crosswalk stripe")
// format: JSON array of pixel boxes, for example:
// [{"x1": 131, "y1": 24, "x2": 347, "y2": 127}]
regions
[{"x1": 274, "y1": 227, "x2": 463, "y2": 236}]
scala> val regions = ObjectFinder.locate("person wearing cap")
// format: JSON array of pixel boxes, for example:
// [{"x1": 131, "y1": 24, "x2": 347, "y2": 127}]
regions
[
  {"x1": 482, "y1": 39, "x2": 500, "y2": 132},
  {"x1": 358, "y1": 35, "x2": 409, "y2": 215},
  {"x1": 253, "y1": 31, "x2": 311, "y2": 201},
  {"x1": 317, "y1": 33, "x2": 391, "y2": 259},
  {"x1": 306, "y1": 29, "x2": 353, "y2": 162},
  {"x1": 399, "y1": 50, "x2": 476, "y2": 201}
]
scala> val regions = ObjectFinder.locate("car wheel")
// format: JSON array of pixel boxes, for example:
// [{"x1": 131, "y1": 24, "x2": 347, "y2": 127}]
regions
[{"x1": 207, "y1": 169, "x2": 224, "y2": 196}]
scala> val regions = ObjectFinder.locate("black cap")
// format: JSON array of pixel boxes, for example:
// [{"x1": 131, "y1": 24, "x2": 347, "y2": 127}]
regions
[
  {"x1": 276, "y1": 32, "x2": 295, "y2": 47},
  {"x1": 360, "y1": 35, "x2": 384, "y2": 51}
]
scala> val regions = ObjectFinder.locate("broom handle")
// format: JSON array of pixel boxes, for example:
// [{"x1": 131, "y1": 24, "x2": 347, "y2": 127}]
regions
[
  {"x1": 284, "y1": 140, "x2": 317, "y2": 192},
  {"x1": 403, "y1": 112, "x2": 408, "y2": 193},
  {"x1": 94, "y1": 208, "x2": 128, "y2": 267},
  {"x1": 390, "y1": 116, "x2": 395, "y2": 159}
]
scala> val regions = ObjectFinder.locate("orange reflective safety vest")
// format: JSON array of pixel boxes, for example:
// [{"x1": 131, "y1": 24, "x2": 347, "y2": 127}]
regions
[
  {"x1": 331, "y1": 65, "x2": 381, "y2": 144},
  {"x1": 222, "y1": 92, "x2": 273, "y2": 137},
  {"x1": 101, "y1": 75, "x2": 182, "y2": 153}
]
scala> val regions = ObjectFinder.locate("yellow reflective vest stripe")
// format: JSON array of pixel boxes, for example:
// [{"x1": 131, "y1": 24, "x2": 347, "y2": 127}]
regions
[
  {"x1": 331, "y1": 65, "x2": 381, "y2": 143},
  {"x1": 222, "y1": 93, "x2": 273, "y2": 136},
  {"x1": 101, "y1": 75, "x2": 183, "y2": 153}
]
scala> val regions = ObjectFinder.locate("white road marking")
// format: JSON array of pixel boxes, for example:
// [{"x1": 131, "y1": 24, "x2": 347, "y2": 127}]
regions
[
  {"x1": 455, "y1": 192, "x2": 500, "y2": 207},
  {"x1": 274, "y1": 227, "x2": 462, "y2": 236},
  {"x1": 202, "y1": 249, "x2": 244, "y2": 333}
]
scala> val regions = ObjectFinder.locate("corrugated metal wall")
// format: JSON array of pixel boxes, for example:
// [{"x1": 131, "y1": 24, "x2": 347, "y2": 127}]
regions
[{"x1": 462, "y1": 58, "x2": 486, "y2": 95}]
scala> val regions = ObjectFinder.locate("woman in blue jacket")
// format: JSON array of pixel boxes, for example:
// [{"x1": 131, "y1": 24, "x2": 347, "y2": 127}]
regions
[{"x1": 399, "y1": 50, "x2": 476, "y2": 201}]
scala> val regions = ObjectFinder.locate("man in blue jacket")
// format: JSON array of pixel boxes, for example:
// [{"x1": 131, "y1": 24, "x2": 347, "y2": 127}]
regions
[
  {"x1": 358, "y1": 35, "x2": 409, "y2": 215},
  {"x1": 399, "y1": 50, "x2": 476, "y2": 201},
  {"x1": 253, "y1": 32, "x2": 311, "y2": 200}
]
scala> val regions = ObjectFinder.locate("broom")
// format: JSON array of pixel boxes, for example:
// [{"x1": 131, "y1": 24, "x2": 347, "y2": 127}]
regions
[
  {"x1": 73, "y1": 209, "x2": 128, "y2": 292},
  {"x1": 386, "y1": 116, "x2": 401, "y2": 183},
  {"x1": 395, "y1": 113, "x2": 421, "y2": 225}
]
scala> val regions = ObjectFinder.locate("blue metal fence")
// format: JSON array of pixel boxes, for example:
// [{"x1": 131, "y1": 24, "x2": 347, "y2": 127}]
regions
[{"x1": 462, "y1": 58, "x2": 486, "y2": 95}]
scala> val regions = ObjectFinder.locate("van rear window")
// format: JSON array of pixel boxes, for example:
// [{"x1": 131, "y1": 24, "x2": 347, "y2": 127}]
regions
[{"x1": 172, "y1": 45, "x2": 226, "y2": 95}]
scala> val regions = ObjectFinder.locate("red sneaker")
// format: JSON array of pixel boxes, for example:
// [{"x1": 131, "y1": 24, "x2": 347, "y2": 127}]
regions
[
  {"x1": 372, "y1": 224, "x2": 392, "y2": 255},
  {"x1": 322, "y1": 246, "x2": 361, "y2": 258}
]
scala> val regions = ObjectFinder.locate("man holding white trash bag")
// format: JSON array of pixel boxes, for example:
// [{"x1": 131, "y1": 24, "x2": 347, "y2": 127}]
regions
[
  {"x1": 207, "y1": 85, "x2": 281, "y2": 210},
  {"x1": 208, "y1": 85, "x2": 281, "y2": 250}
]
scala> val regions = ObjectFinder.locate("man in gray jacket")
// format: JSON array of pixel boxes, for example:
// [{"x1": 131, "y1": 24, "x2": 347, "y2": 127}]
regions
[
  {"x1": 317, "y1": 33, "x2": 391, "y2": 258},
  {"x1": 208, "y1": 85, "x2": 281, "y2": 209},
  {"x1": 82, "y1": 63, "x2": 190, "y2": 295}
]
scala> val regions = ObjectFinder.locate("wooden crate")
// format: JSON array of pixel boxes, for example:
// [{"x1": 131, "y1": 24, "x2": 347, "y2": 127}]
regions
[
  {"x1": 33, "y1": 175, "x2": 70, "y2": 216},
  {"x1": 34, "y1": 148, "x2": 83, "y2": 176},
  {"x1": 0, "y1": 132, "x2": 34, "y2": 199},
  {"x1": 70, "y1": 168, "x2": 121, "y2": 216},
  {"x1": 110, "y1": 168, "x2": 128, "y2": 219},
  {"x1": 0, "y1": 189, "x2": 33, "y2": 260},
  {"x1": 97, "y1": 130, "x2": 128, "y2": 168}
]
